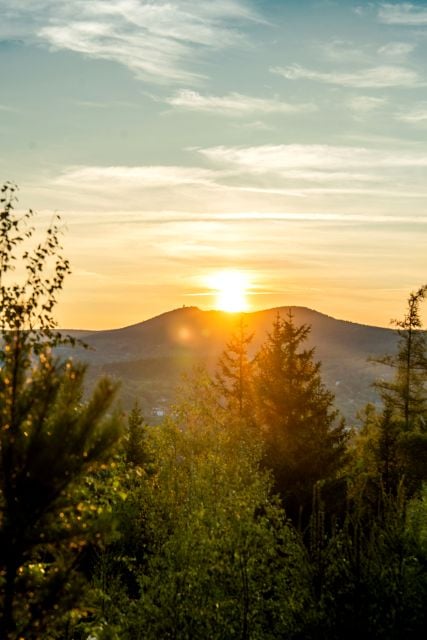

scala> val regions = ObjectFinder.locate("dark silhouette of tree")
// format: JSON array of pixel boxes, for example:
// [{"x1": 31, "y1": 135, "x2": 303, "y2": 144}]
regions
[
  {"x1": 255, "y1": 311, "x2": 348, "y2": 524},
  {"x1": 373, "y1": 284, "x2": 427, "y2": 431},
  {"x1": 125, "y1": 402, "x2": 148, "y2": 467},
  {"x1": 215, "y1": 316, "x2": 255, "y2": 423},
  {"x1": 360, "y1": 285, "x2": 427, "y2": 497}
]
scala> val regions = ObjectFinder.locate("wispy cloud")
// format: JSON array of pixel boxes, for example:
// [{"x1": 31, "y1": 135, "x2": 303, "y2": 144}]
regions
[
  {"x1": 378, "y1": 3, "x2": 427, "y2": 25},
  {"x1": 320, "y1": 39, "x2": 370, "y2": 63},
  {"x1": 1, "y1": 0, "x2": 259, "y2": 83},
  {"x1": 378, "y1": 41, "x2": 415, "y2": 60},
  {"x1": 51, "y1": 147, "x2": 427, "y2": 205},
  {"x1": 271, "y1": 63, "x2": 421, "y2": 88},
  {"x1": 232, "y1": 184, "x2": 427, "y2": 198},
  {"x1": 55, "y1": 165, "x2": 218, "y2": 188},
  {"x1": 234, "y1": 120, "x2": 274, "y2": 131},
  {"x1": 396, "y1": 104, "x2": 427, "y2": 123},
  {"x1": 74, "y1": 99, "x2": 137, "y2": 109},
  {"x1": 318, "y1": 39, "x2": 415, "y2": 67},
  {"x1": 198, "y1": 144, "x2": 427, "y2": 172},
  {"x1": 347, "y1": 96, "x2": 388, "y2": 113},
  {"x1": 165, "y1": 89, "x2": 316, "y2": 115}
]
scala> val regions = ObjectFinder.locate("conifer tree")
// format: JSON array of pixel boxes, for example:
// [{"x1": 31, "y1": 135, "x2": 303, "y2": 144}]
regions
[
  {"x1": 215, "y1": 316, "x2": 255, "y2": 423},
  {"x1": 255, "y1": 311, "x2": 347, "y2": 522},
  {"x1": 374, "y1": 407, "x2": 402, "y2": 495},
  {"x1": 359, "y1": 285, "x2": 427, "y2": 496},
  {"x1": 0, "y1": 183, "x2": 122, "y2": 638},
  {"x1": 373, "y1": 284, "x2": 427, "y2": 431},
  {"x1": 125, "y1": 402, "x2": 147, "y2": 467}
]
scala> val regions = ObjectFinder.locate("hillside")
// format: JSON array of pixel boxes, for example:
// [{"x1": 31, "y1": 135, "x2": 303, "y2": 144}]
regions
[{"x1": 60, "y1": 306, "x2": 399, "y2": 424}]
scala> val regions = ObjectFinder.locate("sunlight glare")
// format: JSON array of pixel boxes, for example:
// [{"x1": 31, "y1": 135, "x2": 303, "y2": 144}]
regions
[{"x1": 208, "y1": 270, "x2": 250, "y2": 313}]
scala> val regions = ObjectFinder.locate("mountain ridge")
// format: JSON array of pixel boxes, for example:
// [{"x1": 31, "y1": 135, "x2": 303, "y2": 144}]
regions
[
  {"x1": 58, "y1": 305, "x2": 402, "y2": 424},
  {"x1": 63, "y1": 305, "x2": 395, "y2": 335}
]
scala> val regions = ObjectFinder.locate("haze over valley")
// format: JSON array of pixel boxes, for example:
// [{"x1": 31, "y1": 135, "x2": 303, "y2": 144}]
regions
[{"x1": 64, "y1": 304, "x2": 399, "y2": 423}]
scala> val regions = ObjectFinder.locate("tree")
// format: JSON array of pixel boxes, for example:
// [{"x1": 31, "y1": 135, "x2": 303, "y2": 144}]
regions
[
  {"x1": 129, "y1": 373, "x2": 310, "y2": 640},
  {"x1": 86, "y1": 372, "x2": 313, "y2": 639},
  {"x1": 359, "y1": 286, "x2": 427, "y2": 497},
  {"x1": 373, "y1": 284, "x2": 427, "y2": 432},
  {"x1": 255, "y1": 311, "x2": 348, "y2": 524},
  {"x1": 215, "y1": 316, "x2": 255, "y2": 423},
  {"x1": 125, "y1": 402, "x2": 148, "y2": 467},
  {"x1": 309, "y1": 485, "x2": 427, "y2": 640},
  {"x1": 0, "y1": 183, "x2": 122, "y2": 639}
]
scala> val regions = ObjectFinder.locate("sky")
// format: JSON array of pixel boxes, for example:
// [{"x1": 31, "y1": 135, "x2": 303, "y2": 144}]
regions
[{"x1": 0, "y1": 0, "x2": 426, "y2": 329}]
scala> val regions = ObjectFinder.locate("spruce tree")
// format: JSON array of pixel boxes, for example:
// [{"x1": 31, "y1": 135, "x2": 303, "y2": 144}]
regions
[
  {"x1": 215, "y1": 316, "x2": 255, "y2": 423},
  {"x1": 255, "y1": 310, "x2": 347, "y2": 522}
]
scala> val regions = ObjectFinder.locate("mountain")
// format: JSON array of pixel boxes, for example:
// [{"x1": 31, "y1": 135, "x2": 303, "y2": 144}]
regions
[{"x1": 59, "y1": 306, "x2": 399, "y2": 425}]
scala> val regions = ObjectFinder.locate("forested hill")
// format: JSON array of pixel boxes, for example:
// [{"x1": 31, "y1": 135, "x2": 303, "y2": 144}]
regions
[{"x1": 61, "y1": 306, "x2": 399, "y2": 424}]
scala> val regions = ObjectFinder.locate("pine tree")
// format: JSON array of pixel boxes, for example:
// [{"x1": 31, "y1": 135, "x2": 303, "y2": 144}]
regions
[
  {"x1": 255, "y1": 310, "x2": 348, "y2": 522},
  {"x1": 0, "y1": 183, "x2": 122, "y2": 638}
]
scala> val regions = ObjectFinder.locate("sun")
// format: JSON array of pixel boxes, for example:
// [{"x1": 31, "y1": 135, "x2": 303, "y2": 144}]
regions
[{"x1": 208, "y1": 270, "x2": 250, "y2": 313}]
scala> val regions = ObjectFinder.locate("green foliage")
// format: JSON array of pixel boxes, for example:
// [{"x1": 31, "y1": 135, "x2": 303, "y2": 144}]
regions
[
  {"x1": 308, "y1": 486, "x2": 427, "y2": 639},
  {"x1": 90, "y1": 372, "x2": 311, "y2": 639},
  {"x1": 0, "y1": 183, "x2": 122, "y2": 639},
  {"x1": 255, "y1": 311, "x2": 348, "y2": 522},
  {"x1": 0, "y1": 182, "x2": 71, "y2": 347}
]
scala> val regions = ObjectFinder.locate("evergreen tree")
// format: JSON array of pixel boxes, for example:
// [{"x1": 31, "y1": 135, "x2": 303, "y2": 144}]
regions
[
  {"x1": 125, "y1": 402, "x2": 147, "y2": 467},
  {"x1": 215, "y1": 316, "x2": 255, "y2": 423},
  {"x1": 255, "y1": 311, "x2": 348, "y2": 523},
  {"x1": 0, "y1": 183, "x2": 122, "y2": 638},
  {"x1": 310, "y1": 485, "x2": 427, "y2": 640},
  {"x1": 374, "y1": 407, "x2": 402, "y2": 495},
  {"x1": 373, "y1": 284, "x2": 427, "y2": 431},
  {"x1": 360, "y1": 285, "x2": 427, "y2": 497}
]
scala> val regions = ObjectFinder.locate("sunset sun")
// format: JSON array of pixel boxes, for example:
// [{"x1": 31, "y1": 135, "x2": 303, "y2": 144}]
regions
[{"x1": 208, "y1": 270, "x2": 250, "y2": 313}]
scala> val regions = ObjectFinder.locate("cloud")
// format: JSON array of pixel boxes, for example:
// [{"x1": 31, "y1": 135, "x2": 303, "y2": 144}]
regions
[
  {"x1": 271, "y1": 63, "x2": 421, "y2": 88},
  {"x1": 198, "y1": 144, "x2": 427, "y2": 173},
  {"x1": 234, "y1": 120, "x2": 274, "y2": 131},
  {"x1": 165, "y1": 89, "x2": 316, "y2": 115},
  {"x1": 0, "y1": 0, "x2": 259, "y2": 83},
  {"x1": 396, "y1": 104, "x2": 427, "y2": 123},
  {"x1": 347, "y1": 96, "x2": 388, "y2": 113},
  {"x1": 353, "y1": 6, "x2": 368, "y2": 17},
  {"x1": 74, "y1": 99, "x2": 137, "y2": 109},
  {"x1": 378, "y1": 3, "x2": 427, "y2": 25},
  {"x1": 378, "y1": 41, "x2": 415, "y2": 59},
  {"x1": 38, "y1": 146, "x2": 427, "y2": 219},
  {"x1": 318, "y1": 39, "x2": 415, "y2": 68},
  {"x1": 55, "y1": 165, "x2": 218, "y2": 188},
  {"x1": 320, "y1": 39, "x2": 370, "y2": 63},
  {"x1": 231, "y1": 185, "x2": 427, "y2": 198}
]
